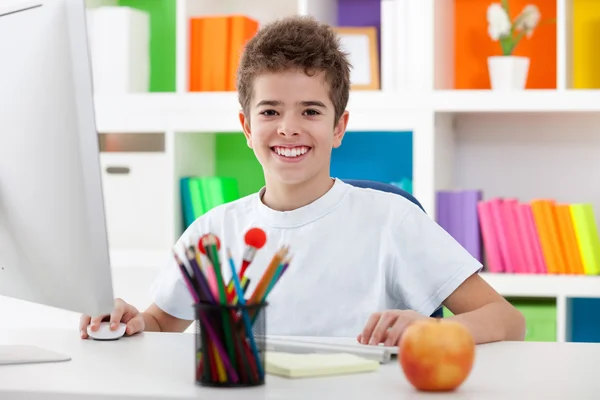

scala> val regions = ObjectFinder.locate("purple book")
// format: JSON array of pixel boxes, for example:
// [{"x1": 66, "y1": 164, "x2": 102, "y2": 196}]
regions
[
  {"x1": 460, "y1": 190, "x2": 483, "y2": 262},
  {"x1": 436, "y1": 191, "x2": 455, "y2": 237}
]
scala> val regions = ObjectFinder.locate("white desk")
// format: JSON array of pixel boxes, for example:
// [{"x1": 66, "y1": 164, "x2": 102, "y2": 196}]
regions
[{"x1": 0, "y1": 328, "x2": 598, "y2": 399}]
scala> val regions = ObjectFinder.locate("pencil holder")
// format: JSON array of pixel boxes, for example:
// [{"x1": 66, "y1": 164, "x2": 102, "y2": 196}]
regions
[{"x1": 194, "y1": 301, "x2": 267, "y2": 387}]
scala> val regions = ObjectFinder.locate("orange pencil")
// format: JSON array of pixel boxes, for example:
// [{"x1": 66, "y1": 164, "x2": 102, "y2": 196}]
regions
[{"x1": 249, "y1": 246, "x2": 288, "y2": 305}]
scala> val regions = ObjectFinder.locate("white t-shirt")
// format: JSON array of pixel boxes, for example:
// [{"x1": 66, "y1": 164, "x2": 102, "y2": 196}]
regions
[{"x1": 150, "y1": 178, "x2": 482, "y2": 338}]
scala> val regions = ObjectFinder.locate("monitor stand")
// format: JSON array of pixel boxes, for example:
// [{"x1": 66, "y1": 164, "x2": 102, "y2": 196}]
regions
[{"x1": 0, "y1": 345, "x2": 71, "y2": 365}]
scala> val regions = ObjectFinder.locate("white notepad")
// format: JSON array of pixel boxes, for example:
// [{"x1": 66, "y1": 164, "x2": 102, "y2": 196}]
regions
[{"x1": 265, "y1": 351, "x2": 379, "y2": 378}]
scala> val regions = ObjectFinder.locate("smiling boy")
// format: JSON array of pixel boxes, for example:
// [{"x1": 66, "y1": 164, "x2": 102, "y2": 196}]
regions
[{"x1": 81, "y1": 16, "x2": 525, "y2": 346}]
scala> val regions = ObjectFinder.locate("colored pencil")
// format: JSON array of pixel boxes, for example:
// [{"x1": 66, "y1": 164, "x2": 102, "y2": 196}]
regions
[
  {"x1": 249, "y1": 247, "x2": 288, "y2": 305},
  {"x1": 227, "y1": 248, "x2": 264, "y2": 380},
  {"x1": 185, "y1": 246, "x2": 216, "y2": 303},
  {"x1": 265, "y1": 257, "x2": 291, "y2": 298},
  {"x1": 202, "y1": 235, "x2": 237, "y2": 372}
]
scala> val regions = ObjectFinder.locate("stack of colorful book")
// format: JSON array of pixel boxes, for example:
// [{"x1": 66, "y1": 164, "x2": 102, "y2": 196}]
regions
[
  {"x1": 436, "y1": 191, "x2": 600, "y2": 275},
  {"x1": 180, "y1": 177, "x2": 240, "y2": 229},
  {"x1": 188, "y1": 15, "x2": 259, "y2": 92}
]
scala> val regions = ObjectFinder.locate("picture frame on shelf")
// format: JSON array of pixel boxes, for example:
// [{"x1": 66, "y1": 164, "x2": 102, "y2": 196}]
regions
[{"x1": 333, "y1": 26, "x2": 380, "y2": 90}]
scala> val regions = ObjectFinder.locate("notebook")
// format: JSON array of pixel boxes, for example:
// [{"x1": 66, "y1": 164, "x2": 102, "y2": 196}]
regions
[{"x1": 265, "y1": 351, "x2": 379, "y2": 378}]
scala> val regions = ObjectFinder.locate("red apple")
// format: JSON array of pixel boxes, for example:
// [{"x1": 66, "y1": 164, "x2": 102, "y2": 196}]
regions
[{"x1": 398, "y1": 318, "x2": 475, "y2": 392}]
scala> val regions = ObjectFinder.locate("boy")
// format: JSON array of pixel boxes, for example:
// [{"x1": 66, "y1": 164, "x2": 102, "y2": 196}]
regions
[{"x1": 81, "y1": 16, "x2": 525, "y2": 346}]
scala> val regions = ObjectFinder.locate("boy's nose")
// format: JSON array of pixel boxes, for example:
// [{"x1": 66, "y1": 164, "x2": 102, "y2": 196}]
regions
[
  {"x1": 277, "y1": 117, "x2": 300, "y2": 136},
  {"x1": 277, "y1": 128, "x2": 300, "y2": 136}
]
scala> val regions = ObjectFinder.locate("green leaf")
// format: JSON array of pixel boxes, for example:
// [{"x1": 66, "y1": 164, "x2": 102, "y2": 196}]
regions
[
  {"x1": 499, "y1": 36, "x2": 513, "y2": 55},
  {"x1": 508, "y1": 31, "x2": 527, "y2": 54}
]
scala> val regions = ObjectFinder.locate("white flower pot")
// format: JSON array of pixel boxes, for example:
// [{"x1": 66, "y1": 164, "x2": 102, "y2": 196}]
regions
[{"x1": 487, "y1": 56, "x2": 530, "y2": 90}]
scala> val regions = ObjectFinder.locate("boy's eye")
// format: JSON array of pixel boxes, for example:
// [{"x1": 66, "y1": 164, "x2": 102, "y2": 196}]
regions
[
  {"x1": 303, "y1": 109, "x2": 320, "y2": 116},
  {"x1": 260, "y1": 109, "x2": 278, "y2": 116}
]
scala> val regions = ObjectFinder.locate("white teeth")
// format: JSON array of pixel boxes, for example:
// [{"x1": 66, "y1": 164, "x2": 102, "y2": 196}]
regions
[{"x1": 274, "y1": 146, "x2": 309, "y2": 158}]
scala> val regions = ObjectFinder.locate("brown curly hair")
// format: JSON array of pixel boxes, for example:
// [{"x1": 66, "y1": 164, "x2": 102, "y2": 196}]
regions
[{"x1": 236, "y1": 15, "x2": 351, "y2": 126}]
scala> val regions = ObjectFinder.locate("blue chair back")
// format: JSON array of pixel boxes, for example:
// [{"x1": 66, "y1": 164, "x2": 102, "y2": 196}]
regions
[{"x1": 343, "y1": 179, "x2": 444, "y2": 319}]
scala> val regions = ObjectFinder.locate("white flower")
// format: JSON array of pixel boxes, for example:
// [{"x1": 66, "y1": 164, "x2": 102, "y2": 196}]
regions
[
  {"x1": 487, "y1": 3, "x2": 511, "y2": 41},
  {"x1": 515, "y1": 5, "x2": 541, "y2": 37}
]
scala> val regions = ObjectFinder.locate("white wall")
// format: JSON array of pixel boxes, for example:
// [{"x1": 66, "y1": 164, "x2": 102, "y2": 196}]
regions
[{"x1": 2, "y1": 267, "x2": 158, "y2": 330}]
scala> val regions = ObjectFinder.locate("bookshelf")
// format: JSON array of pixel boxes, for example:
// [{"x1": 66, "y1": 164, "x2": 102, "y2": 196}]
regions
[{"x1": 86, "y1": 0, "x2": 600, "y2": 343}]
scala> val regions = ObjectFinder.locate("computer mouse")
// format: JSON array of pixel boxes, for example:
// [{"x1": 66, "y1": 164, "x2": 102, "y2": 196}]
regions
[{"x1": 86, "y1": 321, "x2": 126, "y2": 341}]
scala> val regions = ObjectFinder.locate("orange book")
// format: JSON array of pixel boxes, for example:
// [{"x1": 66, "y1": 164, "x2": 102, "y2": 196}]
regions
[
  {"x1": 200, "y1": 16, "x2": 229, "y2": 91},
  {"x1": 189, "y1": 18, "x2": 205, "y2": 91},
  {"x1": 555, "y1": 204, "x2": 585, "y2": 274},
  {"x1": 227, "y1": 16, "x2": 259, "y2": 91},
  {"x1": 530, "y1": 200, "x2": 565, "y2": 274}
]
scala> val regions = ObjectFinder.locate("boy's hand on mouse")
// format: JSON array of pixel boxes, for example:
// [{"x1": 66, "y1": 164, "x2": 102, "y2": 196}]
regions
[
  {"x1": 79, "y1": 298, "x2": 145, "y2": 339},
  {"x1": 357, "y1": 310, "x2": 428, "y2": 347}
]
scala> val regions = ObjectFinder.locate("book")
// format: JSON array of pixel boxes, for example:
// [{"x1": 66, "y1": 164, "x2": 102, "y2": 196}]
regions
[
  {"x1": 265, "y1": 352, "x2": 379, "y2": 378},
  {"x1": 189, "y1": 15, "x2": 258, "y2": 92},
  {"x1": 435, "y1": 190, "x2": 483, "y2": 262},
  {"x1": 570, "y1": 204, "x2": 600, "y2": 275}
]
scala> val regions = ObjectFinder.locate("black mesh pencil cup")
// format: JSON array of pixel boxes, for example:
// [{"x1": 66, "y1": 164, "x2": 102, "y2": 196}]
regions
[{"x1": 194, "y1": 301, "x2": 267, "y2": 387}]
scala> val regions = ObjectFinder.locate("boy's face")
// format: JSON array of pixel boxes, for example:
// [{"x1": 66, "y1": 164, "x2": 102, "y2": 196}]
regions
[{"x1": 239, "y1": 70, "x2": 348, "y2": 187}]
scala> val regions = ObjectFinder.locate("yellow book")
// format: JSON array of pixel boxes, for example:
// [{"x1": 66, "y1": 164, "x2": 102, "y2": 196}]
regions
[
  {"x1": 573, "y1": 0, "x2": 600, "y2": 88},
  {"x1": 569, "y1": 204, "x2": 600, "y2": 275},
  {"x1": 265, "y1": 352, "x2": 379, "y2": 378}
]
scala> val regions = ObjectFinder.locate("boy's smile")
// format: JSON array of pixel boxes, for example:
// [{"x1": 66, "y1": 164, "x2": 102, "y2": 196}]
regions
[{"x1": 270, "y1": 145, "x2": 311, "y2": 163}]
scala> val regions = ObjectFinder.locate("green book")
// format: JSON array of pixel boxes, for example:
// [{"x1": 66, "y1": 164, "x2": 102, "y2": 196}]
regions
[
  {"x1": 188, "y1": 178, "x2": 206, "y2": 220},
  {"x1": 193, "y1": 177, "x2": 240, "y2": 216}
]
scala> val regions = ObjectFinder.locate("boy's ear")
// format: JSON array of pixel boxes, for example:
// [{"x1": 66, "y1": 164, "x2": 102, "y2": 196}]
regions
[
  {"x1": 239, "y1": 110, "x2": 253, "y2": 148},
  {"x1": 332, "y1": 111, "x2": 349, "y2": 148}
]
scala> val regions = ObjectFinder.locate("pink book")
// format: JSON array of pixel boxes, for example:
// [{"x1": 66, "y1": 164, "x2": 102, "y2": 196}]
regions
[
  {"x1": 502, "y1": 199, "x2": 528, "y2": 273},
  {"x1": 477, "y1": 200, "x2": 504, "y2": 273},
  {"x1": 488, "y1": 198, "x2": 514, "y2": 273}
]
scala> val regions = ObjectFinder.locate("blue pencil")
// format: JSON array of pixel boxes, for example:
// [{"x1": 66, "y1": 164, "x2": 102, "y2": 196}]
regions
[
  {"x1": 265, "y1": 258, "x2": 290, "y2": 299},
  {"x1": 227, "y1": 248, "x2": 264, "y2": 380}
]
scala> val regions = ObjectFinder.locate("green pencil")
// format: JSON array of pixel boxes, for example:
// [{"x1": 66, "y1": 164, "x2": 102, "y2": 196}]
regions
[{"x1": 203, "y1": 234, "x2": 237, "y2": 371}]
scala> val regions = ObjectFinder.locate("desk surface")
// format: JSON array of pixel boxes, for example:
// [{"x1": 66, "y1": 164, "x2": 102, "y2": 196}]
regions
[{"x1": 0, "y1": 328, "x2": 597, "y2": 399}]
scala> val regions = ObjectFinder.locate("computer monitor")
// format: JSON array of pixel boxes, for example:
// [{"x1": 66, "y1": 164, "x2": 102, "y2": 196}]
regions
[{"x1": 0, "y1": 0, "x2": 115, "y2": 363}]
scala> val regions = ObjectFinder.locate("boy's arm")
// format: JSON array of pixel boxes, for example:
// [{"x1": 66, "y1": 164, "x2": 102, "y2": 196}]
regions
[
  {"x1": 359, "y1": 273, "x2": 526, "y2": 346},
  {"x1": 443, "y1": 273, "x2": 526, "y2": 343},
  {"x1": 142, "y1": 303, "x2": 193, "y2": 333}
]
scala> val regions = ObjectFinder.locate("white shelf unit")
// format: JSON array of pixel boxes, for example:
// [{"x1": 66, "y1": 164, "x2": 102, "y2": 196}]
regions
[
  {"x1": 86, "y1": 0, "x2": 600, "y2": 341},
  {"x1": 480, "y1": 273, "x2": 600, "y2": 343}
]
